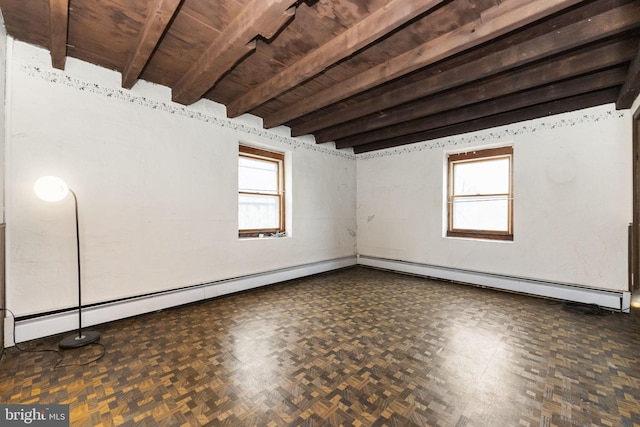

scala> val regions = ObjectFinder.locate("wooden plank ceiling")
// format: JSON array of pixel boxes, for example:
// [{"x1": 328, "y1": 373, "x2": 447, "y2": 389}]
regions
[{"x1": 0, "y1": 0, "x2": 639, "y2": 153}]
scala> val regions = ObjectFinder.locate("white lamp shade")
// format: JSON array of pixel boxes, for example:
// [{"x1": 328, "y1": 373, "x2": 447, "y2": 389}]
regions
[{"x1": 34, "y1": 176, "x2": 70, "y2": 202}]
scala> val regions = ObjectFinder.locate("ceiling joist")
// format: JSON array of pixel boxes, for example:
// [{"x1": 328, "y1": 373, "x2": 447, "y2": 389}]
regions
[
  {"x1": 171, "y1": 0, "x2": 298, "y2": 105},
  {"x1": 49, "y1": 0, "x2": 69, "y2": 70},
  {"x1": 294, "y1": 3, "x2": 640, "y2": 139},
  {"x1": 337, "y1": 67, "x2": 627, "y2": 149},
  {"x1": 2, "y1": 0, "x2": 638, "y2": 154},
  {"x1": 616, "y1": 42, "x2": 640, "y2": 109},
  {"x1": 263, "y1": 0, "x2": 586, "y2": 129},
  {"x1": 121, "y1": 0, "x2": 182, "y2": 89},
  {"x1": 225, "y1": 0, "x2": 446, "y2": 118},
  {"x1": 316, "y1": 39, "x2": 638, "y2": 143},
  {"x1": 352, "y1": 88, "x2": 621, "y2": 154}
]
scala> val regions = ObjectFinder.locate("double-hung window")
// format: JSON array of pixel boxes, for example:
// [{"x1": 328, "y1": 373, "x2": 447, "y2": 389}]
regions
[
  {"x1": 447, "y1": 146, "x2": 513, "y2": 241},
  {"x1": 238, "y1": 145, "x2": 285, "y2": 237}
]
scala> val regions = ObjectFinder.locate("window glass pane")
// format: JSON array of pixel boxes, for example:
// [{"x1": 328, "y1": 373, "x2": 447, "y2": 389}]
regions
[
  {"x1": 452, "y1": 196, "x2": 509, "y2": 231},
  {"x1": 453, "y1": 158, "x2": 510, "y2": 196},
  {"x1": 239, "y1": 194, "x2": 279, "y2": 229},
  {"x1": 239, "y1": 157, "x2": 277, "y2": 193}
]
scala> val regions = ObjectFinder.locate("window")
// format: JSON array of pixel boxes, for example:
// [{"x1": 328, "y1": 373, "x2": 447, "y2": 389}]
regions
[
  {"x1": 447, "y1": 146, "x2": 513, "y2": 241},
  {"x1": 238, "y1": 145, "x2": 285, "y2": 237}
]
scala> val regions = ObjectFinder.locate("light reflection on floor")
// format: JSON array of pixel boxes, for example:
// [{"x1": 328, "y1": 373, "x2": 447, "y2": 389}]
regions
[{"x1": 1, "y1": 267, "x2": 639, "y2": 426}]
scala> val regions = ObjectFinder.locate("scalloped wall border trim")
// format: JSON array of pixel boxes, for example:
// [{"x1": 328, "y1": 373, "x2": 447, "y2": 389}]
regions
[
  {"x1": 20, "y1": 64, "x2": 355, "y2": 160},
  {"x1": 19, "y1": 64, "x2": 628, "y2": 162},
  {"x1": 357, "y1": 105, "x2": 628, "y2": 160}
]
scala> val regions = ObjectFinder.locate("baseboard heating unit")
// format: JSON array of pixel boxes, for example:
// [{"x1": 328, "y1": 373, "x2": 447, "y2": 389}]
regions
[
  {"x1": 357, "y1": 255, "x2": 631, "y2": 313},
  {"x1": 5, "y1": 256, "x2": 357, "y2": 346}
]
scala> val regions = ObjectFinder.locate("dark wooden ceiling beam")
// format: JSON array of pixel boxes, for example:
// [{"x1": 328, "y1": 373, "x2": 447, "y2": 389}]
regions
[
  {"x1": 293, "y1": 2, "x2": 640, "y2": 137},
  {"x1": 616, "y1": 42, "x2": 640, "y2": 109},
  {"x1": 315, "y1": 39, "x2": 637, "y2": 143},
  {"x1": 172, "y1": 0, "x2": 298, "y2": 106},
  {"x1": 337, "y1": 67, "x2": 627, "y2": 149},
  {"x1": 121, "y1": 0, "x2": 182, "y2": 89},
  {"x1": 352, "y1": 88, "x2": 620, "y2": 154},
  {"x1": 225, "y1": 0, "x2": 445, "y2": 118},
  {"x1": 264, "y1": 0, "x2": 586, "y2": 129},
  {"x1": 49, "y1": 0, "x2": 69, "y2": 70}
]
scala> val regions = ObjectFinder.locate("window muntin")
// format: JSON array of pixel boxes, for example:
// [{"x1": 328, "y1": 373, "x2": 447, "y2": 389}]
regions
[
  {"x1": 239, "y1": 145, "x2": 285, "y2": 237},
  {"x1": 447, "y1": 146, "x2": 513, "y2": 241}
]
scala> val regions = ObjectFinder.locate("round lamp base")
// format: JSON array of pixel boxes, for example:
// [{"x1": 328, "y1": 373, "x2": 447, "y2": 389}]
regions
[{"x1": 58, "y1": 330, "x2": 101, "y2": 349}]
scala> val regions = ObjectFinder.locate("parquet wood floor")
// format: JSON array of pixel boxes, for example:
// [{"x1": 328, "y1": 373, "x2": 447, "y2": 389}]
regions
[{"x1": 2, "y1": 266, "x2": 640, "y2": 426}]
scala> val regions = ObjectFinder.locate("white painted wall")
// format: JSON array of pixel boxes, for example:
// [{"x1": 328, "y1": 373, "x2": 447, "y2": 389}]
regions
[
  {"x1": 5, "y1": 41, "x2": 356, "y2": 317},
  {"x1": 357, "y1": 105, "x2": 632, "y2": 291},
  {"x1": 632, "y1": 93, "x2": 640, "y2": 115},
  {"x1": 0, "y1": 12, "x2": 7, "y2": 352},
  {"x1": 2, "y1": 36, "x2": 636, "y2": 326},
  {"x1": 0, "y1": 17, "x2": 5, "y2": 224}
]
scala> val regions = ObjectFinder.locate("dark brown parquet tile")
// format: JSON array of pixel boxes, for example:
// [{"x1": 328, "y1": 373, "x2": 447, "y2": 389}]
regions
[{"x1": 2, "y1": 266, "x2": 640, "y2": 426}]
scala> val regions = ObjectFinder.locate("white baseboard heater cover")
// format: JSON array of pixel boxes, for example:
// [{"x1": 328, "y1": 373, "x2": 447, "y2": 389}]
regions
[
  {"x1": 358, "y1": 255, "x2": 630, "y2": 313},
  {"x1": 5, "y1": 256, "x2": 357, "y2": 346}
]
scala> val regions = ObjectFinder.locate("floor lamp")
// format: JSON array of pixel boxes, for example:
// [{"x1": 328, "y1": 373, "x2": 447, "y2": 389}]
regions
[{"x1": 34, "y1": 176, "x2": 101, "y2": 349}]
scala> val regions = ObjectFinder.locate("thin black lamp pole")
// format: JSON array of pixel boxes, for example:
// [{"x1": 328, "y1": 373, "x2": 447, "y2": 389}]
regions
[
  {"x1": 71, "y1": 189, "x2": 82, "y2": 339},
  {"x1": 58, "y1": 188, "x2": 100, "y2": 349}
]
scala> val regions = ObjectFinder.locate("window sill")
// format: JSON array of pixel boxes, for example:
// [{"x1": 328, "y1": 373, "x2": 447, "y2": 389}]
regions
[
  {"x1": 444, "y1": 234, "x2": 513, "y2": 243},
  {"x1": 239, "y1": 234, "x2": 289, "y2": 240}
]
